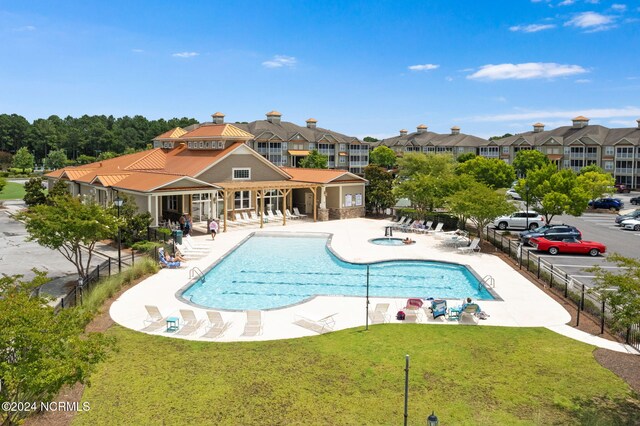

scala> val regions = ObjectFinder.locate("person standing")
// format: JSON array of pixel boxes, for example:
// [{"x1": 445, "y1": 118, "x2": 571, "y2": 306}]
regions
[
  {"x1": 183, "y1": 213, "x2": 192, "y2": 236},
  {"x1": 209, "y1": 219, "x2": 219, "y2": 240}
]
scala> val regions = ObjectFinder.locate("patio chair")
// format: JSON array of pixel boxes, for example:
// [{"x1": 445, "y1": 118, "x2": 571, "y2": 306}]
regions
[
  {"x1": 267, "y1": 210, "x2": 278, "y2": 222},
  {"x1": 404, "y1": 298, "x2": 424, "y2": 322},
  {"x1": 234, "y1": 212, "x2": 251, "y2": 225},
  {"x1": 202, "y1": 311, "x2": 232, "y2": 339},
  {"x1": 293, "y1": 313, "x2": 338, "y2": 334},
  {"x1": 398, "y1": 219, "x2": 415, "y2": 232},
  {"x1": 408, "y1": 220, "x2": 425, "y2": 233},
  {"x1": 274, "y1": 209, "x2": 285, "y2": 219},
  {"x1": 242, "y1": 211, "x2": 259, "y2": 224},
  {"x1": 459, "y1": 303, "x2": 481, "y2": 324},
  {"x1": 388, "y1": 215, "x2": 405, "y2": 226},
  {"x1": 293, "y1": 207, "x2": 308, "y2": 218},
  {"x1": 428, "y1": 299, "x2": 448, "y2": 320},
  {"x1": 415, "y1": 221, "x2": 433, "y2": 234},
  {"x1": 368, "y1": 303, "x2": 390, "y2": 324},
  {"x1": 285, "y1": 209, "x2": 300, "y2": 220},
  {"x1": 184, "y1": 235, "x2": 209, "y2": 249},
  {"x1": 158, "y1": 249, "x2": 182, "y2": 268},
  {"x1": 141, "y1": 305, "x2": 170, "y2": 332},
  {"x1": 242, "y1": 310, "x2": 263, "y2": 336},
  {"x1": 458, "y1": 237, "x2": 481, "y2": 254},
  {"x1": 250, "y1": 211, "x2": 265, "y2": 224},
  {"x1": 391, "y1": 217, "x2": 408, "y2": 230},
  {"x1": 176, "y1": 309, "x2": 205, "y2": 336},
  {"x1": 425, "y1": 222, "x2": 444, "y2": 235}
]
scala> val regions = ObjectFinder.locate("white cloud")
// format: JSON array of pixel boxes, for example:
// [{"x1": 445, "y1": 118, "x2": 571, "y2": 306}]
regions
[
  {"x1": 469, "y1": 107, "x2": 640, "y2": 122},
  {"x1": 509, "y1": 24, "x2": 556, "y2": 32},
  {"x1": 467, "y1": 62, "x2": 587, "y2": 80},
  {"x1": 585, "y1": 0, "x2": 599, "y2": 3},
  {"x1": 608, "y1": 119, "x2": 636, "y2": 126},
  {"x1": 564, "y1": 12, "x2": 616, "y2": 31},
  {"x1": 575, "y1": 78, "x2": 591, "y2": 83},
  {"x1": 14, "y1": 25, "x2": 36, "y2": 31},
  {"x1": 408, "y1": 64, "x2": 439, "y2": 71},
  {"x1": 262, "y1": 55, "x2": 297, "y2": 68},
  {"x1": 172, "y1": 51, "x2": 199, "y2": 58},
  {"x1": 558, "y1": 0, "x2": 575, "y2": 6},
  {"x1": 131, "y1": 49, "x2": 144, "y2": 53},
  {"x1": 611, "y1": 3, "x2": 627, "y2": 12}
]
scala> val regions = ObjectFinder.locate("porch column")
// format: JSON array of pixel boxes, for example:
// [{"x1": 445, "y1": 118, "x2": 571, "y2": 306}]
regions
[
  {"x1": 320, "y1": 187, "x2": 326, "y2": 209},
  {"x1": 259, "y1": 189, "x2": 265, "y2": 228},
  {"x1": 222, "y1": 189, "x2": 228, "y2": 232},
  {"x1": 312, "y1": 187, "x2": 317, "y2": 222}
]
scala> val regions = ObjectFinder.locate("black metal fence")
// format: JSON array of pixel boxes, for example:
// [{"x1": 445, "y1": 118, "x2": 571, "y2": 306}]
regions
[{"x1": 485, "y1": 226, "x2": 640, "y2": 352}]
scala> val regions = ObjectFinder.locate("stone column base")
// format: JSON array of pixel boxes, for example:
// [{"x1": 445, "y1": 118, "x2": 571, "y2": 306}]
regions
[{"x1": 318, "y1": 208, "x2": 329, "y2": 221}]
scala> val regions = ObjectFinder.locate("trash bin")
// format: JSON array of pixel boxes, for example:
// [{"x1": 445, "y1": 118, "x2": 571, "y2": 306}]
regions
[{"x1": 173, "y1": 230, "x2": 183, "y2": 245}]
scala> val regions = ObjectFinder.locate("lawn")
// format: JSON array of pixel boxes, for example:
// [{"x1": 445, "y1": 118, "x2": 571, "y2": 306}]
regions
[
  {"x1": 0, "y1": 181, "x2": 25, "y2": 200},
  {"x1": 74, "y1": 325, "x2": 638, "y2": 425}
]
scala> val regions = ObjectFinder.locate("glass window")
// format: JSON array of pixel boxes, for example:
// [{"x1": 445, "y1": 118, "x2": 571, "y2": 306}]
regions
[
  {"x1": 167, "y1": 195, "x2": 178, "y2": 211},
  {"x1": 234, "y1": 191, "x2": 251, "y2": 209},
  {"x1": 218, "y1": 141, "x2": 224, "y2": 149},
  {"x1": 339, "y1": 156, "x2": 346, "y2": 164},
  {"x1": 605, "y1": 146, "x2": 614, "y2": 155},
  {"x1": 309, "y1": 143, "x2": 316, "y2": 150},
  {"x1": 233, "y1": 168, "x2": 251, "y2": 180},
  {"x1": 502, "y1": 146, "x2": 509, "y2": 154},
  {"x1": 339, "y1": 144, "x2": 346, "y2": 152}
]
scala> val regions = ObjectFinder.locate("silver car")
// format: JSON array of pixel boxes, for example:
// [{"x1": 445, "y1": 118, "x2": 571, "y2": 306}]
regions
[{"x1": 493, "y1": 211, "x2": 546, "y2": 230}]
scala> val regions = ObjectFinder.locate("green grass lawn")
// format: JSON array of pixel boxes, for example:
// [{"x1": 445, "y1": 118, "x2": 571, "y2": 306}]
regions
[
  {"x1": 0, "y1": 181, "x2": 25, "y2": 200},
  {"x1": 74, "y1": 325, "x2": 638, "y2": 425}
]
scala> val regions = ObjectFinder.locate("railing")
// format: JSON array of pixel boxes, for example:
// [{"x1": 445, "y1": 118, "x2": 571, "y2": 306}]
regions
[
  {"x1": 189, "y1": 266, "x2": 206, "y2": 283},
  {"x1": 485, "y1": 226, "x2": 640, "y2": 352},
  {"x1": 482, "y1": 275, "x2": 495, "y2": 289},
  {"x1": 54, "y1": 257, "x2": 114, "y2": 313}
]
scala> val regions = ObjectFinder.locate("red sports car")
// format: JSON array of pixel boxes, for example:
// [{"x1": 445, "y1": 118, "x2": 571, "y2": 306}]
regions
[{"x1": 530, "y1": 236, "x2": 606, "y2": 256}]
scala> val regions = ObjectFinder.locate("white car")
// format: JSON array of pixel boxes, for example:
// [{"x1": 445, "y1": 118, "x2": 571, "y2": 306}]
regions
[
  {"x1": 493, "y1": 211, "x2": 545, "y2": 230},
  {"x1": 621, "y1": 218, "x2": 640, "y2": 231},
  {"x1": 506, "y1": 188, "x2": 522, "y2": 200}
]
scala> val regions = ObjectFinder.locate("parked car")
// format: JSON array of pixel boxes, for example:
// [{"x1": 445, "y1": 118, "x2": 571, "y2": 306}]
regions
[
  {"x1": 621, "y1": 218, "x2": 640, "y2": 231},
  {"x1": 588, "y1": 198, "x2": 624, "y2": 211},
  {"x1": 615, "y1": 209, "x2": 640, "y2": 225},
  {"x1": 530, "y1": 236, "x2": 606, "y2": 256},
  {"x1": 505, "y1": 188, "x2": 522, "y2": 200},
  {"x1": 631, "y1": 196, "x2": 640, "y2": 205},
  {"x1": 493, "y1": 211, "x2": 545, "y2": 230},
  {"x1": 614, "y1": 183, "x2": 631, "y2": 193},
  {"x1": 519, "y1": 224, "x2": 582, "y2": 246}
]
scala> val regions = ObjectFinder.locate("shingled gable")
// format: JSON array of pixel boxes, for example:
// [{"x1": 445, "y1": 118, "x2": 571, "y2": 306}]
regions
[
  {"x1": 280, "y1": 167, "x2": 367, "y2": 184},
  {"x1": 194, "y1": 142, "x2": 292, "y2": 180}
]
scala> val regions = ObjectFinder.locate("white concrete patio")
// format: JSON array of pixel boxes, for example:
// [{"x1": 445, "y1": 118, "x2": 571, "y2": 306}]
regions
[{"x1": 109, "y1": 218, "x2": 636, "y2": 353}]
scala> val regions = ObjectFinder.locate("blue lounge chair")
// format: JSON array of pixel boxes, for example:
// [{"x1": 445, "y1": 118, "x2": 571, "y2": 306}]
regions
[
  {"x1": 430, "y1": 299, "x2": 447, "y2": 319},
  {"x1": 158, "y1": 249, "x2": 181, "y2": 268}
]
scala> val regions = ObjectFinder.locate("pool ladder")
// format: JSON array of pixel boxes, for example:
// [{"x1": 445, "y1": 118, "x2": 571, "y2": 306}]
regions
[
  {"x1": 482, "y1": 275, "x2": 495, "y2": 289},
  {"x1": 189, "y1": 267, "x2": 206, "y2": 283}
]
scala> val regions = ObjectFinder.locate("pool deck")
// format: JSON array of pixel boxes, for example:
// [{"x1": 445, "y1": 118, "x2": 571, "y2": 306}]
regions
[{"x1": 109, "y1": 218, "x2": 636, "y2": 353}]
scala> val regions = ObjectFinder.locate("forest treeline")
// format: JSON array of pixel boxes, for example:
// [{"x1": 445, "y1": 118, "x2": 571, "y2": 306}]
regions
[{"x1": 0, "y1": 113, "x2": 198, "y2": 162}]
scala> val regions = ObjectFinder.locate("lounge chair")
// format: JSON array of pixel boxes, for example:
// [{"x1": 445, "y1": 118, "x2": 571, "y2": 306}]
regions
[
  {"x1": 250, "y1": 211, "x2": 265, "y2": 224},
  {"x1": 404, "y1": 298, "x2": 423, "y2": 322},
  {"x1": 458, "y1": 237, "x2": 481, "y2": 254},
  {"x1": 293, "y1": 207, "x2": 308, "y2": 218},
  {"x1": 368, "y1": 303, "x2": 390, "y2": 324},
  {"x1": 398, "y1": 219, "x2": 415, "y2": 232},
  {"x1": 285, "y1": 209, "x2": 300, "y2": 220},
  {"x1": 293, "y1": 313, "x2": 338, "y2": 334},
  {"x1": 428, "y1": 299, "x2": 447, "y2": 320},
  {"x1": 459, "y1": 303, "x2": 481, "y2": 324},
  {"x1": 274, "y1": 209, "x2": 285, "y2": 219},
  {"x1": 202, "y1": 311, "x2": 231, "y2": 339},
  {"x1": 141, "y1": 305, "x2": 170, "y2": 332},
  {"x1": 234, "y1": 212, "x2": 251, "y2": 225},
  {"x1": 415, "y1": 221, "x2": 433, "y2": 234},
  {"x1": 183, "y1": 236, "x2": 209, "y2": 251},
  {"x1": 158, "y1": 250, "x2": 182, "y2": 268},
  {"x1": 425, "y1": 222, "x2": 444, "y2": 235},
  {"x1": 388, "y1": 216, "x2": 405, "y2": 226},
  {"x1": 242, "y1": 310, "x2": 263, "y2": 336},
  {"x1": 391, "y1": 217, "x2": 408, "y2": 230},
  {"x1": 176, "y1": 309, "x2": 205, "y2": 336},
  {"x1": 185, "y1": 235, "x2": 208, "y2": 248},
  {"x1": 267, "y1": 210, "x2": 278, "y2": 222}
]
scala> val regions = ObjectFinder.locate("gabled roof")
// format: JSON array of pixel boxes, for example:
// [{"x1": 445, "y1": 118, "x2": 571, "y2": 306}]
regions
[
  {"x1": 233, "y1": 120, "x2": 361, "y2": 144},
  {"x1": 281, "y1": 167, "x2": 367, "y2": 184},
  {"x1": 154, "y1": 127, "x2": 187, "y2": 140},
  {"x1": 91, "y1": 174, "x2": 130, "y2": 186}
]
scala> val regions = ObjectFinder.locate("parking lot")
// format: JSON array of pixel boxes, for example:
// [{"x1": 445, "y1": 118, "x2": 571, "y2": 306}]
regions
[{"x1": 499, "y1": 192, "x2": 639, "y2": 288}]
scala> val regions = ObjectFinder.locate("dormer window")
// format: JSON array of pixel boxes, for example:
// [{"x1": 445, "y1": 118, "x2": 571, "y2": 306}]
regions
[
  {"x1": 233, "y1": 168, "x2": 251, "y2": 180},
  {"x1": 199, "y1": 141, "x2": 204, "y2": 149},
  {"x1": 217, "y1": 141, "x2": 224, "y2": 149}
]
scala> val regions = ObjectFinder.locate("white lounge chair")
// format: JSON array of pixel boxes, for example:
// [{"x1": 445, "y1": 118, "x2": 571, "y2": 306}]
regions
[
  {"x1": 274, "y1": 210, "x2": 285, "y2": 219},
  {"x1": 293, "y1": 313, "x2": 338, "y2": 334},
  {"x1": 408, "y1": 220, "x2": 425, "y2": 233},
  {"x1": 368, "y1": 303, "x2": 390, "y2": 324},
  {"x1": 234, "y1": 212, "x2": 251, "y2": 225},
  {"x1": 425, "y1": 222, "x2": 444, "y2": 235},
  {"x1": 176, "y1": 309, "x2": 205, "y2": 336},
  {"x1": 202, "y1": 311, "x2": 231, "y2": 339},
  {"x1": 141, "y1": 305, "x2": 170, "y2": 332},
  {"x1": 242, "y1": 310, "x2": 263, "y2": 336},
  {"x1": 242, "y1": 211, "x2": 259, "y2": 224},
  {"x1": 388, "y1": 216, "x2": 405, "y2": 226},
  {"x1": 267, "y1": 210, "x2": 278, "y2": 222},
  {"x1": 391, "y1": 217, "x2": 408, "y2": 230},
  {"x1": 250, "y1": 211, "x2": 265, "y2": 224},
  {"x1": 416, "y1": 221, "x2": 434, "y2": 234},
  {"x1": 285, "y1": 209, "x2": 300, "y2": 220},
  {"x1": 458, "y1": 237, "x2": 481, "y2": 254},
  {"x1": 293, "y1": 207, "x2": 308, "y2": 218},
  {"x1": 185, "y1": 235, "x2": 208, "y2": 249}
]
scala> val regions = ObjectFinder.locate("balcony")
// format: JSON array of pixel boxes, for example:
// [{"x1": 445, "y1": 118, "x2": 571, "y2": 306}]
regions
[
  {"x1": 615, "y1": 168, "x2": 634, "y2": 174},
  {"x1": 615, "y1": 153, "x2": 635, "y2": 159}
]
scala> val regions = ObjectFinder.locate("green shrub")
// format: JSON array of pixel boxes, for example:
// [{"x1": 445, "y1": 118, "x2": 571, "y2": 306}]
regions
[
  {"x1": 8, "y1": 167, "x2": 33, "y2": 174},
  {"x1": 0, "y1": 171, "x2": 9, "y2": 178},
  {"x1": 131, "y1": 240, "x2": 161, "y2": 254}
]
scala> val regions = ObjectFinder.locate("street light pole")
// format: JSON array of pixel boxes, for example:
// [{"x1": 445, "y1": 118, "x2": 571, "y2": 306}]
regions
[
  {"x1": 525, "y1": 184, "x2": 530, "y2": 230},
  {"x1": 114, "y1": 196, "x2": 123, "y2": 272},
  {"x1": 404, "y1": 354, "x2": 410, "y2": 426},
  {"x1": 365, "y1": 265, "x2": 370, "y2": 331}
]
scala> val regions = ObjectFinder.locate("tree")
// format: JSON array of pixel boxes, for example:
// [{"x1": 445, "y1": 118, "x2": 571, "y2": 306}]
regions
[
  {"x1": 0, "y1": 272, "x2": 112, "y2": 426},
  {"x1": 298, "y1": 150, "x2": 328, "y2": 169},
  {"x1": 488, "y1": 133, "x2": 513, "y2": 141},
  {"x1": 18, "y1": 195, "x2": 121, "y2": 281},
  {"x1": 589, "y1": 254, "x2": 640, "y2": 332},
  {"x1": 445, "y1": 182, "x2": 517, "y2": 241},
  {"x1": 0, "y1": 151, "x2": 12, "y2": 170},
  {"x1": 369, "y1": 146, "x2": 397, "y2": 169},
  {"x1": 12, "y1": 147, "x2": 34, "y2": 172},
  {"x1": 107, "y1": 193, "x2": 152, "y2": 246},
  {"x1": 577, "y1": 171, "x2": 615, "y2": 202},
  {"x1": 23, "y1": 177, "x2": 46, "y2": 206},
  {"x1": 46, "y1": 178, "x2": 70, "y2": 203},
  {"x1": 456, "y1": 152, "x2": 476, "y2": 163},
  {"x1": 513, "y1": 150, "x2": 550, "y2": 177},
  {"x1": 579, "y1": 164, "x2": 606, "y2": 175},
  {"x1": 456, "y1": 156, "x2": 515, "y2": 189},
  {"x1": 363, "y1": 165, "x2": 396, "y2": 214},
  {"x1": 363, "y1": 136, "x2": 379, "y2": 142},
  {"x1": 0, "y1": 177, "x2": 6, "y2": 193},
  {"x1": 45, "y1": 148, "x2": 67, "y2": 170}
]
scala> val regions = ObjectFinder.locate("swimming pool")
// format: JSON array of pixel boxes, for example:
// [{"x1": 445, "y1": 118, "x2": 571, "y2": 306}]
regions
[{"x1": 181, "y1": 234, "x2": 494, "y2": 310}]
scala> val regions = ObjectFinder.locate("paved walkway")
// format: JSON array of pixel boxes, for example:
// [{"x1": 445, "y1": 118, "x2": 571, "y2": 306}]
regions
[{"x1": 109, "y1": 218, "x2": 637, "y2": 353}]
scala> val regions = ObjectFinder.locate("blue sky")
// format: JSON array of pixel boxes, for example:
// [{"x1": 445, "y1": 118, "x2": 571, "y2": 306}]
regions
[{"x1": 1, "y1": 0, "x2": 639, "y2": 139}]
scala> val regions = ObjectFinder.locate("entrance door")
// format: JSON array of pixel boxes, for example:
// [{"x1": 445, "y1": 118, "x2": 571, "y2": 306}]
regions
[
  {"x1": 305, "y1": 192, "x2": 313, "y2": 214},
  {"x1": 192, "y1": 193, "x2": 212, "y2": 223}
]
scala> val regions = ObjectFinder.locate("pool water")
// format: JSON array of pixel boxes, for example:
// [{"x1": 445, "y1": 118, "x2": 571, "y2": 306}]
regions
[
  {"x1": 370, "y1": 237, "x2": 407, "y2": 246},
  {"x1": 182, "y1": 234, "x2": 493, "y2": 310}
]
